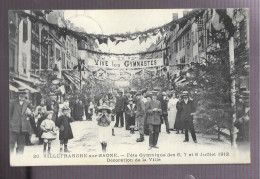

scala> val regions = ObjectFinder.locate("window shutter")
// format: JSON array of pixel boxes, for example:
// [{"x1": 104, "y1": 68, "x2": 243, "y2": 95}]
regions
[
  {"x1": 207, "y1": 29, "x2": 210, "y2": 44},
  {"x1": 191, "y1": 32, "x2": 194, "y2": 44},
  {"x1": 23, "y1": 20, "x2": 28, "y2": 42}
]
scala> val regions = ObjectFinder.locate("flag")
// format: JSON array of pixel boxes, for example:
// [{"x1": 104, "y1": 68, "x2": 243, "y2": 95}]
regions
[
  {"x1": 97, "y1": 37, "x2": 108, "y2": 45},
  {"x1": 110, "y1": 37, "x2": 116, "y2": 42},
  {"x1": 211, "y1": 9, "x2": 225, "y2": 30},
  {"x1": 160, "y1": 28, "x2": 166, "y2": 36},
  {"x1": 139, "y1": 36, "x2": 144, "y2": 44}
]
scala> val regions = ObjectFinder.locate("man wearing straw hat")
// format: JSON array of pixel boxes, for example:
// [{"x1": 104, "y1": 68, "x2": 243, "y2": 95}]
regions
[{"x1": 180, "y1": 91, "x2": 197, "y2": 143}]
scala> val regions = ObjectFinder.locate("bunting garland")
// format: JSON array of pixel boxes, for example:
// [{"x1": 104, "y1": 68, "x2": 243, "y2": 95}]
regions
[
  {"x1": 15, "y1": 9, "x2": 206, "y2": 46},
  {"x1": 78, "y1": 46, "x2": 169, "y2": 56}
]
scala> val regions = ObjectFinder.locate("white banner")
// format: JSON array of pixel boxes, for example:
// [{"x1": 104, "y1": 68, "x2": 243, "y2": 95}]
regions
[{"x1": 86, "y1": 58, "x2": 164, "y2": 69}]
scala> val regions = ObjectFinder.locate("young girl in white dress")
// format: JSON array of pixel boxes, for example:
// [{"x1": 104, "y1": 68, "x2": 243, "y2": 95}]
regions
[
  {"x1": 96, "y1": 104, "x2": 113, "y2": 152},
  {"x1": 40, "y1": 111, "x2": 57, "y2": 154}
]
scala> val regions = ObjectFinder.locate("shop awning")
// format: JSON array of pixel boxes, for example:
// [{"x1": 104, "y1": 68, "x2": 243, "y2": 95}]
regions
[
  {"x1": 175, "y1": 78, "x2": 187, "y2": 86},
  {"x1": 12, "y1": 80, "x2": 39, "y2": 93},
  {"x1": 63, "y1": 72, "x2": 80, "y2": 89},
  {"x1": 9, "y1": 84, "x2": 19, "y2": 92}
]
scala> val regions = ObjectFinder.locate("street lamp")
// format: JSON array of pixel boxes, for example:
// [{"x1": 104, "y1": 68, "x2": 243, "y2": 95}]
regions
[{"x1": 52, "y1": 64, "x2": 59, "y2": 77}]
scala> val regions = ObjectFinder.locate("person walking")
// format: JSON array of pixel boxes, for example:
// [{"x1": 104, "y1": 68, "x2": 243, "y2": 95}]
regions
[
  {"x1": 125, "y1": 98, "x2": 137, "y2": 134},
  {"x1": 180, "y1": 91, "x2": 197, "y2": 143},
  {"x1": 146, "y1": 91, "x2": 162, "y2": 150},
  {"x1": 9, "y1": 88, "x2": 33, "y2": 154},
  {"x1": 40, "y1": 111, "x2": 57, "y2": 154},
  {"x1": 114, "y1": 89, "x2": 125, "y2": 128},
  {"x1": 56, "y1": 106, "x2": 74, "y2": 153},
  {"x1": 96, "y1": 104, "x2": 113, "y2": 152},
  {"x1": 135, "y1": 91, "x2": 146, "y2": 142}
]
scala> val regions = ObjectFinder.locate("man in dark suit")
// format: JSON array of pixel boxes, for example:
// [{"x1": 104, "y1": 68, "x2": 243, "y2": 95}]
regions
[
  {"x1": 160, "y1": 92, "x2": 170, "y2": 134},
  {"x1": 114, "y1": 89, "x2": 125, "y2": 127},
  {"x1": 146, "y1": 91, "x2": 162, "y2": 150},
  {"x1": 180, "y1": 91, "x2": 197, "y2": 143},
  {"x1": 9, "y1": 88, "x2": 33, "y2": 154}
]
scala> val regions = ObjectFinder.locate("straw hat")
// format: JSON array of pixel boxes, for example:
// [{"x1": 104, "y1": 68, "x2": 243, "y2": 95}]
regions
[
  {"x1": 182, "y1": 91, "x2": 189, "y2": 96},
  {"x1": 98, "y1": 104, "x2": 111, "y2": 113}
]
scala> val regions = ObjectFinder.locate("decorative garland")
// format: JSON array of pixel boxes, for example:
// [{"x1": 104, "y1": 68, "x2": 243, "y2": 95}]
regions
[
  {"x1": 79, "y1": 46, "x2": 169, "y2": 56},
  {"x1": 15, "y1": 9, "x2": 206, "y2": 46}
]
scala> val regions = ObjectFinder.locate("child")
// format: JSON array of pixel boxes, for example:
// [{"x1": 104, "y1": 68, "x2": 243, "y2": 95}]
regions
[
  {"x1": 125, "y1": 98, "x2": 137, "y2": 134},
  {"x1": 96, "y1": 104, "x2": 114, "y2": 152},
  {"x1": 40, "y1": 111, "x2": 57, "y2": 154},
  {"x1": 56, "y1": 106, "x2": 74, "y2": 153}
]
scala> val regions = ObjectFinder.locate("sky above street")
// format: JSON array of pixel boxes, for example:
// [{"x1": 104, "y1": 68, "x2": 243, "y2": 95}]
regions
[{"x1": 64, "y1": 9, "x2": 192, "y2": 53}]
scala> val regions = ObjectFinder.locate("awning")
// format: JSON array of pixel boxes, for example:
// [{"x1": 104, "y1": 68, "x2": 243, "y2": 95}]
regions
[
  {"x1": 12, "y1": 80, "x2": 39, "y2": 93},
  {"x1": 63, "y1": 72, "x2": 80, "y2": 89},
  {"x1": 9, "y1": 84, "x2": 18, "y2": 92},
  {"x1": 175, "y1": 78, "x2": 187, "y2": 86}
]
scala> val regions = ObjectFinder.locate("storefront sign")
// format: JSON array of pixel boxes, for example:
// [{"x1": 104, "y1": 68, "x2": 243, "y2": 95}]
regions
[{"x1": 86, "y1": 58, "x2": 164, "y2": 69}]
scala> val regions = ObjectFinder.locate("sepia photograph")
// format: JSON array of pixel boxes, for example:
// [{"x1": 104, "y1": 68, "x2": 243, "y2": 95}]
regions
[{"x1": 8, "y1": 8, "x2": 250, "y2": 166}]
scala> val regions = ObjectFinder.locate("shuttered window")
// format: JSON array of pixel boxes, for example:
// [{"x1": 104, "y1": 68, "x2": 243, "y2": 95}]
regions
[{"x1": 23, "y1": 20, "x2": 28, "y2": 42}]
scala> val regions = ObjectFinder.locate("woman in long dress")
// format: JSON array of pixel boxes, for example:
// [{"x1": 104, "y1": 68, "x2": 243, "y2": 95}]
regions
[{"x1": 168, "y1": 93, "x2": 179, "y2": 130}]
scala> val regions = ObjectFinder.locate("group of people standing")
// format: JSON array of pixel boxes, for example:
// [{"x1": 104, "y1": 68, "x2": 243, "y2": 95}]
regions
[
  {"x1": 10, "y1": 89, "x2": 75, "y2": 155},
  {"x1": 108, "y1": 88, "x2": 198, "y2": 150}
]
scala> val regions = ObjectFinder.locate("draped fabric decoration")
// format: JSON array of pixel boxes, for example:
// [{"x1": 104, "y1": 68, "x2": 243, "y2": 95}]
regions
[
  {"x1": 80, "y1": 47, "x2": 169, "y2": 56},
  {"x1": 15, "y1": 9, "x2": 206, "y2": 45}
]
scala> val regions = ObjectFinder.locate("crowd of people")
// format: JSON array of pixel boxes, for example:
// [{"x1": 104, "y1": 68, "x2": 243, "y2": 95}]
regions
[
  {"x1": 9, "y1": 86, "x2": 199, "y2": 154},
  {"x1": 107, "y1": 88, "x2": 198, "y2": 151}
]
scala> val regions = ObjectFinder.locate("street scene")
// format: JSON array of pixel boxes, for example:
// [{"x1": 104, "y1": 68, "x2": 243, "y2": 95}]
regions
[{"x1": 9, "y1": 9, "x2": 250, "y2": 166}]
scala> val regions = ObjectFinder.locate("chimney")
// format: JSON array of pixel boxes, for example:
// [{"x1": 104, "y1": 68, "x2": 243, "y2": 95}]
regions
[
  {"x1": 183, "y1": 10, "x2": 189, "y2": 17},
  {"x1": 172, "y1": 13, "x2": 178, "y2": 20}
]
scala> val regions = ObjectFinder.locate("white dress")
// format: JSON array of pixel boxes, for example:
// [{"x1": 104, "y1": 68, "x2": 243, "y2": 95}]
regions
[
  {"x1": 40, "y1": 119, "x2": 57, "y2": 139},
  {"x1": 97, "y1": 114, "x2": 112, "y2": 143},
  {"x1": 168, "y1": 98, "x2": 179, "y2": 130}
]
